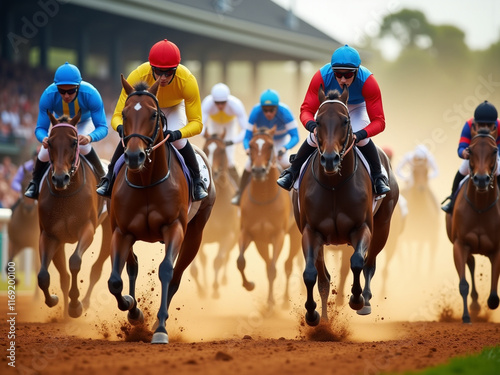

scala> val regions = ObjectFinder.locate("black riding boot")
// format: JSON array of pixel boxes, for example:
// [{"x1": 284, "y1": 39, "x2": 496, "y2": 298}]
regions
[
  {"x1": 179, "y1": 141, "x2": 208, "y2": 201},
  {"x1": 84, "y1": 147, "x2": 105, "y2": 178},
  {"x1": 441, "y1": 171, "x2": 464, "y2": 214},
  {"x1": 228, "y1": 165, "x2": 241, "y2": 187},
  {"x1": 231, "y1": 169, "x2": 251, "y2": 206},
  {"x1": 358, "y1": 140, "x2": 391, "y2": 195},
  {"x1": 24, "y1": 158, "x2": 50, "y2": 199},
  {"x1": 276, "y1": 141, "x2": 316, "y2": 191},
  {"x1": 96, "y1": 142, "x2": 124, "y2": 197}
]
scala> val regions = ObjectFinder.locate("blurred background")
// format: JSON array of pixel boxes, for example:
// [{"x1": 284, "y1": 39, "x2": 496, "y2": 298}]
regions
[{"x1": 1, "y1": 0, "x2": 499, "y2": 333}]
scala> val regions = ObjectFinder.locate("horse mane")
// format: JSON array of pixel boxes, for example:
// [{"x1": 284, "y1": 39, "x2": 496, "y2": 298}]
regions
[
  {"x1": 57, "y1": 114, "x2": 71, "y2": 123},
  {"x1": 256, "y1": 127, "x2": 270, "y2": 134},
  {"x1": 325, "y1": 90, "x2": 341, "y2": 100},
  {"x1": 477, "y1": 128, "x2": 491, "y2": 136},
  {"x1": 134, "y1": 81, "x2": 150, "y2": 92}
]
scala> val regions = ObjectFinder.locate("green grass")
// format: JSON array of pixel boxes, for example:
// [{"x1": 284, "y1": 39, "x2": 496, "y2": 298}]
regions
[{"x1": 386, "y1": 346, "x2": 500, "y2": 375}]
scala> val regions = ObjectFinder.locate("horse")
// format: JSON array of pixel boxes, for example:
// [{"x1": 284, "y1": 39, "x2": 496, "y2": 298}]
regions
[
  {"x1": 107, "y1": 76, "x2": 215, "y2": 344},
  {"x1": 37, "y1": 110, "x2": 112, "y2": 318},
  {"x1": 190, "y1": 131, "x2": 239, "y2": 298},
  {"x1": 237, "y1": 125, "x2": 302, "y2": 309},
  {"x1": 292, "y1": 87, "x2": 399, "y2": 326},
  {"x1": 445, "y1": 124, "x2": 500, "y2": 323}
]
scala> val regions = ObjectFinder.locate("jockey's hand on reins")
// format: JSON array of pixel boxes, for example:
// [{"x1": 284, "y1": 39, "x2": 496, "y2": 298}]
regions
[{"x1": 165, "y1": 130, "x2": 182, "y2": 142}]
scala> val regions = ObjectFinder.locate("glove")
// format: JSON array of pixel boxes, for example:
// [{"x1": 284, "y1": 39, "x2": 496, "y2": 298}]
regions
[
  {"x1": 305, "y1": 120, "x2": 318, "y2": 133},
  {"x1": 278, "y1": 147, "x2": 286, "y2": 157},
  {"x1": 225, "y1": 140, "x2": 234, "y2": 147},
  {"x1": 117, "y1": 125, "x2": 124, "y2": 138},
  {"x1": 165, "y1": 130, "x2": 182, "y2": 142},
  {"x1": 353, "y1": 129, "x2": 367, "y2": 144}
]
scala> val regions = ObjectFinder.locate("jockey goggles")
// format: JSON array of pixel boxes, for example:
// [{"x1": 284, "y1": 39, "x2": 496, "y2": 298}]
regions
[
  {"x1": 333, "y1": 70, "x2": 356, "y2": 79},
  {"x1": 152, "y1": 66, "x2": 177, "y2": 77},
  {"x1": 57, "y1": 86, "x2": 79, "y2": 95}
]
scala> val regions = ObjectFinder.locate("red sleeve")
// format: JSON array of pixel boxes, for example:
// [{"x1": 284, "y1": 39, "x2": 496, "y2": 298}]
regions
[
  {"x1": 299, "y1": 70, "x2": 324, "y2": 127},
  {"x1": 361, "y1": 75, "x2": 386, "y2": 138}
]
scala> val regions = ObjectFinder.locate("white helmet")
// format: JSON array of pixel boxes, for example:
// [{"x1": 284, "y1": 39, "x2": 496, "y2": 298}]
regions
[{"x1": 211, "y1": 83, "x2": 230, "y2": 102}]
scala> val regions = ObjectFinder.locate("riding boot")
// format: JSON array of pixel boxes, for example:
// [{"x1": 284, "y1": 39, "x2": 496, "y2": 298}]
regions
[
  {"x1": 231, "y1": 169, "x2": 252, "y2": 206},
  {"x1": 84, "y1": 147, "x2": 105, "y2": 178},
  {"x1": 357, "y1": 139, "x2": 391, "y2": 195},
  {"x1": 277, "y1": 141, "x2": 316, "y2": 191},
  {"x1": 96, "y1": 142, "x2": 124, "y2": 197},
  {"x1": 441, "y1": 171, "x2": 464, "y2": 214},
  {"x1": 179, "y1": 141, "x2": 208, "y2": 201},
  {"x1": 24, "y1": 158, "x2": 50, "y2": 199},
  {"x1": 228, "y1": 165, "x2": 240, "y2": 187}
]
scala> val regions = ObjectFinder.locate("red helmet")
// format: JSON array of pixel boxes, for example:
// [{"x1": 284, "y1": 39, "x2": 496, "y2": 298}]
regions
[{"x1": 148, "y1": 39, "x2": 181, "y2": 68}]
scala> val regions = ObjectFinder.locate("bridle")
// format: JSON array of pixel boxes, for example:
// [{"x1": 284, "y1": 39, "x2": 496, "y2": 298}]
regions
[{"x1": 49, "y1": 123, "x2": 81, "y2": 177}]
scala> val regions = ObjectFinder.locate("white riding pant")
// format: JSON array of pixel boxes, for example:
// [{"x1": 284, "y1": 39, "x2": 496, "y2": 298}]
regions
[{"x1": 160, "y1": 102, "x2": 188, "y2": 150}]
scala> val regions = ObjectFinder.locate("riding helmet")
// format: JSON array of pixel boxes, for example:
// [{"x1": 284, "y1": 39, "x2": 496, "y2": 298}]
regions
[
  {"x1": 211, "y1": 83, "x2": 230, "y2": 102},
  {"x1": 260, "y1": 89, "x2": 280, "y2": 107},
  {"x1": 54, "y1": 62, "x2": 82, "y2": 86},
  {"x1": 331, "y1": 45, "x2": 361, "y2": 69},
  {"x1": 149, "y1": 39, "x2": 181, "y2": 68},
  {"x1": 474, "y1": 101, "x2": 498, "y2": 123}
]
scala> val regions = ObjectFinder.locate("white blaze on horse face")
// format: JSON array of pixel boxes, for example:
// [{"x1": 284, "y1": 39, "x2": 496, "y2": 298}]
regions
[
  {"x1": 255, "y1": 138, "x2": 266, "y2": 155},
  {"x1": 207, "y1": 142, "x2": 217, "y2": 165},
  {"x1": 134, "y1": 103, "x2": 142, "y2": 111}
]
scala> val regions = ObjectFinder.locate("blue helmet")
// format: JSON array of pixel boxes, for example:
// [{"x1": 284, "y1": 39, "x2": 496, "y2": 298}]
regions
[
  {"x1": 331, "y1": 45, "x2": 361, "y2": 68},
  {"x1": 260, "y1": 89, "x2": 279, "y2": 106},
  {"x1": 54, "y1": 62, "x2": 82, "y2": 85}
]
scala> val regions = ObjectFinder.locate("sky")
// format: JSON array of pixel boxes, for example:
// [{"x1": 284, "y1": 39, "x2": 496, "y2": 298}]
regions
[{"x1": 272, "y1": 0, "x2": 500, "y2": 58}]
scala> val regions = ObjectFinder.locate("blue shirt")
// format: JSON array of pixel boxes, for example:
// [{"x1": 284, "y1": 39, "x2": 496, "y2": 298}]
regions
[
  {"x1": 244, "y1": 103, "x2": 299, "y2": 150},
  {"x1": 35, "y1": 81, "x2": 108, "y2": 143}
]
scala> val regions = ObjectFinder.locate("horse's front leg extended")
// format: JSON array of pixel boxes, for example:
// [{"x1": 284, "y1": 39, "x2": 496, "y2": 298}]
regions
[
  {"x1": 237, "y1": 230, "x2": 255, "y2": 291},
  {"x1": 302, "y1": 226, "x2": 322, "y2": 326},
  {"x1": 38, "y1": 234, "x2": 65, "y2": 310},
  {"x1": 316, "y1": 246, "x2": 330, "y2": 321},
  {"x1": 126, "y1": 250, "x2": 144, "y2": 325},
  {"x1": 487, "y1": 251, "x2": 500, "y2": 310},
  {"x1": 453, "y1": 241, "x2": 470, "y2": 323},
  {"x1": 466, "y1": 255, "x2": 480, "y2": 313},
  {"x1": 108, "y1": 231, "x2": 134, "y2": 312},
  {"x1": 349, "y1": 225, "x2": 371, "y2": 311}
]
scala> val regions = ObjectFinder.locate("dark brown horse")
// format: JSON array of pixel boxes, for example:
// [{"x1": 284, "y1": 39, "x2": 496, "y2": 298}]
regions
[
  {"x1": 107, "y1": 76, "x2": 215, "y2": 344},
  {"x1": 293, "y1": 88, "x2": 399, "y2": 325},
  {"x1": 190, "y1": 131, "x2": 239, "y2": 298},
  {"x1": 237, "y1": 126, "x2": 302, "y2": 309},
  {"x1": 37, "y1": 111, "x2": 112, "y2": 317},
  {"x1": 446, "y1": 124, "x2": 500, "y2": 323}
]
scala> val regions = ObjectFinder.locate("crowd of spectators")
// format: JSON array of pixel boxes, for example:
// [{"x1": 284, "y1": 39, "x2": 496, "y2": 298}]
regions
[{"x1": 0, "y1": 58, "x2": 120, "y2": 208}]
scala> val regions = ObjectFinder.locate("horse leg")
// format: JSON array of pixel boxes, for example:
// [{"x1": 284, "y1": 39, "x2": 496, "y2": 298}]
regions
[
  {"x1": 302, "y1": 227, "x2": 321, "y2": 326},
  {"x1": 189, "y1": 246, "x2": 206, "y2": 298},
  {"x1": 487, "y1": 251, "x2": 500, "y2": 310},
  {"x1": 125, "y1": 250, "x2": 144, "y2": 325},
  {"x1": 349, "y1": 227, "x2": 371, "y2": 311},
  {"x1": 283, "y1": 229, "x2": 301, "y2": 309},
  {"x1": 108, "y1": 231, "x2": 134, "y2": 312},
  {"x1": 466, "y1": 255, "x2": 480, "y2": 314},
  {"x1": 68, "y1": 223, "x2": 96, "y2": 318},
  {"x1": 237, "y1": 230, "x2": 255, "y2": 291},
  {"x1": 316, "y1": 246, "x2": 331, "y2": 321},
  {"x1": 37, "y1": 234, "x2": 64, "y2": 310},
  {"x1": 357, "y1": 258, "x2": 376, "y2": 315},
  {"x1": 213, "y1": 236, "x2": 232, "y2": 299},
  {"x1": 453, "y1": 241, "x2": 471, "y2": 323},
  {"x1": 51, "y1": 245, "x2": 70, "y2": 317},
  {"x1": 336, "y1": 246, "x2": 351, "y2": 307},
  {"x1": 82, "y1": 215, "x2": 112, "y2": 310}
]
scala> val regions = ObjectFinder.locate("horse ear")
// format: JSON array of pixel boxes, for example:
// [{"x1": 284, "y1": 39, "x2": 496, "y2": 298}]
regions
[
  {"x1": 47, "y1": 110, "x2": 57, "y2": 125},
  {"x1": 121, "y1": 74, "x2": 134, "y2": 95},
  {"x1": 149, "y1": 78, "x2": 160, "y2": 96},
  {"x1": 252, "y1": 125, "x2": 258, "y2": 134},
  {"x1": 318, "y1": 85, "x2": 326, "y2": 103},
  {"x1": 269, "y1": 124, "x2": 277, "y2": 136},
  {"x1": 340, "y1": 85, "x2": 349, "y2": 104},
  {"x1": 71, "y1": 109, "x2": 82, "y2": 126}
]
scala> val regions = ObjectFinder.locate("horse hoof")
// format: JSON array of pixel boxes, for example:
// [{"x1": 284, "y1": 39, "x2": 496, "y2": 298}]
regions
[
  {"x1": 470, "y1": 301, "x2": 481, "y2": 312},
  {"x1": 305, "y1": 311, "x2": 320, "y2": 326},
  {"x1": 487, "y1": 294, "x2": 499, "y2": 309},
  {"x1": 244, "y1": 282, "x2": 255, "y2": 291},
  {"x1": 68, "y1": 301, "x2": 83, "y2": 318},
  {"x1": 356, "y1": 306, "x2": 372, "y2": 315},
  {"x1": 462, "y1": 315, "x2": 471, "y2": 324},
  {"x1": 151, "y1": 332, "x2": 169, "y2": 344},
  {"x1": 349, "y1": 295, "x2": 365, "y2": 311},
  {"x1": 121, "y1": 295, "x2": 135, "y2": 311},
  {"x1": 46, "y1": 295, "x2": 59, "y2": 308},
  {"x1": 128, "y1": 308, "x2": 144, "y2": 325}
]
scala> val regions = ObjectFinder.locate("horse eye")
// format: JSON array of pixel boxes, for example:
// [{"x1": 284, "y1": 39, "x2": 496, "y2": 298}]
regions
[
  {"x1": 72, "y1": 139, "x2": 78, "y2": 147},
  {"x1": 151, "y1": 112, "x2": 157, "y2": 120}
]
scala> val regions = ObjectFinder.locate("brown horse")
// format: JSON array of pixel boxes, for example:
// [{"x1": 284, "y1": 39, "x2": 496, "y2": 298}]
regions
[
  {"x1": 107, "y1": 76, "x2": 215, "y2": 344},
  {"x1": 445, "y1": 124, "x2": 500, "y2": 323},
  {"x1": 293, "y1": 88, "x2": 399, "y2": 325},
  {"x1": 237, "y1": 126, "x2": 302, "y2": 309},
  {"x1": 190, "y1": 131, "x2": 239, "y2": 298},
  {"x1": 37, "y1": 111, "x2": 112, "y2": 318}
]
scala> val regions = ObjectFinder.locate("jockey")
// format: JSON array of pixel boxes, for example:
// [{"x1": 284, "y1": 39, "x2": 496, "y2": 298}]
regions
[
  {"x1": 201, "y1": 82, "x2": 248, "y2": 188},
  {"x1": 277, "y1": 44, "x2": 391, "y2": 196},
  {"x1": 231, "y1": 89, "x2": 299, "y2": 205},
  {"x1": 396, "y1": 144, "x2": 439, "y2": 187},
  {"x1": 25, "y1": 62, "x2": 108, "y2": 199},
  {"x1": 96, "y1": 39, "x2": 208, "y2": 201},
  {"x1": 441, "y1": 100, "x2": 500, "y2": 213}
]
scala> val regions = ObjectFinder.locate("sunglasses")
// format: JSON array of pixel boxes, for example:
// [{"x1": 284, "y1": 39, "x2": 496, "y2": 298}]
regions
[
  {"x1": 57, "y1": 87, "x2": 78, "y2": 95},
  {"x1": 152, "y1": 66, "x2": 177, "y2": 77},
  {"x1": 262, "y1": 107, "x2": 277, "y2": 113},
  {"x1": 333, "y1": 70, "x2": 356, "y2": 79}
]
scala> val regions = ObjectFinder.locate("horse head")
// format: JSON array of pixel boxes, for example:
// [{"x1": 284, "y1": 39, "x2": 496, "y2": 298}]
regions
[
  {"x1": 468, "y1": 125, "x2": 498, "y2": 191},
  {"x1": 249, "y1": 125, "x2": 276, "y2": 181},
  {"x1": 120, "y1": 74, "x2": 162, "y2": 171},
  {"x1": 47, "y1": 109, "x2": 81, "y2": 190},
  {"x1": 203, "y1": 129, "x2": 228, "y2": 181},
  {"x1": 315, "y1": 85, "x2": 351, "y2": 175}
]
